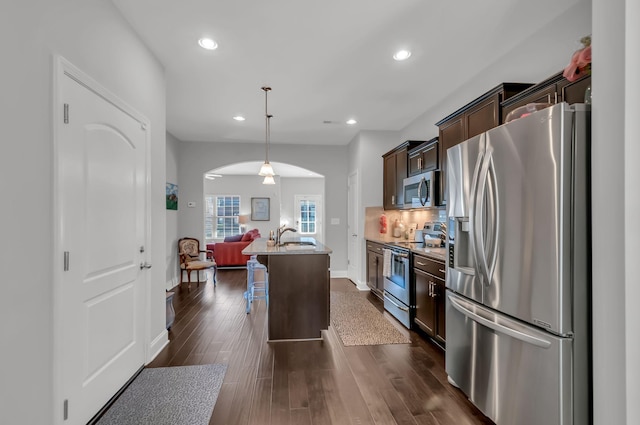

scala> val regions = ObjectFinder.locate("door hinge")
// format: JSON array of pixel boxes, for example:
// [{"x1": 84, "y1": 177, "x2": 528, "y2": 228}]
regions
[
  {"x1": 63, "y1": 399, "x2": 68, "y2": 420},
  {"x1": 63, "y1": 103, "x2": 69, "y2": 124},
  {"x1": 63, "y1": 251, "x2": 69, "y2": 271}
]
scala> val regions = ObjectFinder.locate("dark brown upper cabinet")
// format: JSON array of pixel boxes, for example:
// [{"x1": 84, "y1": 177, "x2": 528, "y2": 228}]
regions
[
  {"x1": 501, "y1": 71, "x2": 591, "y2": 122},
  {"x1": 382, "y1": 140, "x2": 424, "y2": 210},
  {"x1": 436, "y1": 83, "x2": 532, "y2": 206},
  {"x1": 408, "y1": 137, "x2": 438, "y2": 177}
]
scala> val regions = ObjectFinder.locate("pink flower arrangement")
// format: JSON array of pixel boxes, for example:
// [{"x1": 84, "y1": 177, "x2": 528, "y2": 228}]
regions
[{"x1": 563, "y1": 35, "x2": 591, "y2": 82}]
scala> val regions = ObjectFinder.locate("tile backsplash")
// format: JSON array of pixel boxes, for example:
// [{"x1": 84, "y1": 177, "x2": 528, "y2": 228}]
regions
[{"x1": 364, "y1": 206, "x2": 446, "y2": 242}]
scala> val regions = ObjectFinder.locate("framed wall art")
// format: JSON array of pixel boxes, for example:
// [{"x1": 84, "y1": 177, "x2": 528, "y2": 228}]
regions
[
  {"x1": 251, "y1": 197, "x2": 270, "y2": 221},
  {"x1": 166, "y1": 182, "x2": 178, "y2": 210}
]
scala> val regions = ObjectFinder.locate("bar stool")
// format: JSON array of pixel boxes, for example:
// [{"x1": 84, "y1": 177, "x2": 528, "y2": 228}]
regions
[{"x1": 245, "y1": 256, "x2": 268, "y2": 314}]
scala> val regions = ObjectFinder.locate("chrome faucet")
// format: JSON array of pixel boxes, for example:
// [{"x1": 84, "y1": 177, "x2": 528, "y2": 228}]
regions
[{"x1": 276, "y1": 225, "x2": 297, "y2": 245}]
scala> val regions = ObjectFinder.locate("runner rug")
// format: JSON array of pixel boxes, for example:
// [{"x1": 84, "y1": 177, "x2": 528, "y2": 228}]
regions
[
  {"x1": 330, "y1": 291, "x2": 411, "y2": 346},
  {"x1": 96, "y1": 363, "x2": 227, "y2": 425}
]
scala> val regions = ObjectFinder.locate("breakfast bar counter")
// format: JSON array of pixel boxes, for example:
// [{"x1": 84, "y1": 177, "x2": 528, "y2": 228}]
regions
[{"x1": 242, "y1": 238, "x2": 332, "y2": 341}]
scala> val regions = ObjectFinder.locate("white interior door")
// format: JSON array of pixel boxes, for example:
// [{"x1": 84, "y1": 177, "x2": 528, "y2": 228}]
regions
[
  {"x1": 347, "y1": 171, "x2": 359, "y2": 283},
  {"x1": 55, "y1": 60, "x2": 148, "y2": 425}
]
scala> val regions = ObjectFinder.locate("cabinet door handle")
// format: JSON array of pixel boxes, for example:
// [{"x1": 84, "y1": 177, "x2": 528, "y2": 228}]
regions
[
  {"x1": 416, "y1": 261, "x2": 427, "y2": 266},
  {"x1": 438, "y1": 269, "x2": 445, "y2": 273},
  {"x1": 391, "y1": 195, "x2": 395, "y2": 205}
]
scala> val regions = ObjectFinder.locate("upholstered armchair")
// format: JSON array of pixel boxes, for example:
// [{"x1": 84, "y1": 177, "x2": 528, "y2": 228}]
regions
[{"x1": 178, "y1": 237, "x2": 217, "y2": 289}]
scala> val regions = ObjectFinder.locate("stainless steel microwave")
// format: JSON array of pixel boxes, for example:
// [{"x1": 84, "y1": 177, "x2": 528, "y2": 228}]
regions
[{"x1": 403, "y1": 171, "x2": 435, "y2": 208}]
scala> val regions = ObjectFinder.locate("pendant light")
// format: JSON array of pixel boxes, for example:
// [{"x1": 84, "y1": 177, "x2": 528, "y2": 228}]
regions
[
  {"x1": 262, "y1": 175, "x2": 275, "y2": 185},
  {"x1": 258, "y1": 86, "x2": 275, "y2": 179}
]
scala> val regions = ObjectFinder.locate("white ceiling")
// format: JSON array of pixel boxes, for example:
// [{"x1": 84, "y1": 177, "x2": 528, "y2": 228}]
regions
[{"x1": 111, "y1": 0, "x2": 579, "y2": 146}]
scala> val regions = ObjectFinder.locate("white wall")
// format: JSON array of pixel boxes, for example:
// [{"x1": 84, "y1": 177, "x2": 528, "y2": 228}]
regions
[
  {"x1": 348, "y1": 130, "x2": 401, "y2": 285},
  {"x1": 624, "y1": 3, "x2": 640, "y2": 422},
  {"x1": 166, "y1": 132, "x2": 180, "y2": 290},
  {"x1": 1, "y1": 1, "x2": 166, "y2": 423},
  {"x1": 178, "y1": 142, "x2": 349, "y2": 274},
  {"x1": 592, "y1": 0, "x2": 639, "y2": 423}
]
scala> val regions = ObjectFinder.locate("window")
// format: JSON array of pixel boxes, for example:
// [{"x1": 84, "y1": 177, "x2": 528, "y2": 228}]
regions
[
  {"x1": 298, "y1": 198, "x2": 316, "y2": 234},
  {"x1": 205, "y1": 195, "x2": 240, "y2": 239}
]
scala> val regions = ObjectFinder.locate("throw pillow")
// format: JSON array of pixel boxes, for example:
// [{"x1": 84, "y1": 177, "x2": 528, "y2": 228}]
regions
[
  {"x1": 241, "y1": 232, "x2": 253, "y2": 242},
  {"x1": 224, "y1": 234, "x2": 243, "y2": 242}
]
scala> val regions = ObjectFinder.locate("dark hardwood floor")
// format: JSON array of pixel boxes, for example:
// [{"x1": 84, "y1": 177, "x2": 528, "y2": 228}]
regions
[{"x1": 149, "y1": 269, "x2": 494, "y2": 425}]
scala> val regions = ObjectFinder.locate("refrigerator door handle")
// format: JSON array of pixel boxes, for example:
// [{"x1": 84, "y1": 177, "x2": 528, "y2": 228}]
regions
[
  {"x1": 484, "y1": 154, "x2": 499, "y2": 283},
  {"x1": 472, "y1": 144, "x2": 492, "y2": 286},
  {"x1": 448, "y1": 294, "x2": 552, "y2": 349},
  {"x1": 469, "y1": 143, "x2": 485, "y2": 281}
]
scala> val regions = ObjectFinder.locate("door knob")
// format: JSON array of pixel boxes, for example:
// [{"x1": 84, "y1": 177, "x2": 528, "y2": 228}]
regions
[{"x1": 140, "y1": 262, "x2": 152, "y2": 270}]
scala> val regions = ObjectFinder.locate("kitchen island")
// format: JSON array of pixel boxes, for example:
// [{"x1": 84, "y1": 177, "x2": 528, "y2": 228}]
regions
[{"x1": 242, "y1": 238, "x2": 332, "y2": 341}]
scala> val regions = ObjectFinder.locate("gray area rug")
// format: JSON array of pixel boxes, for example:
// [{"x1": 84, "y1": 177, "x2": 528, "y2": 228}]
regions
[
  {"x1": 97, "y1": 364, "x2": 227, "y2": 425},
  {"x1": 330, "y1": 291, "x2": 411, "y2": 346}
]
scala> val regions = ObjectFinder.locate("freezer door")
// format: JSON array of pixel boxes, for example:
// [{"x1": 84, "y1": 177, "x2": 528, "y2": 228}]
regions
[
  {"x1": 446, "y1": 134, "x2": 484, "y2": 303},
  {"x1": 445, "y1": 292, "x2": 578, "y2": 425},
  {"x1": 475, "y1": 103, "x2": 588, "y2": 335}
]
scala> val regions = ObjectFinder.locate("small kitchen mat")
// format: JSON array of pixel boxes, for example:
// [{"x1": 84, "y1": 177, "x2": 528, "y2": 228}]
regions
[
  {"x1": 96, "y1": 364, "x2": 227, "y2": 425},
  {"x1": 330, "y1": 291, "x2": 411, "y2": 346}
]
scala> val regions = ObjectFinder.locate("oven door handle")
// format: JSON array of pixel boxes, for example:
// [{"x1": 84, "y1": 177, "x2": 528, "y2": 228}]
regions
[{"x1": 383, "y1": 292, "x2": 410, "y2": 312}]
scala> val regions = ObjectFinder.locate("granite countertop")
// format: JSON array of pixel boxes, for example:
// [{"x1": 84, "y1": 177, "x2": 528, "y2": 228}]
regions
[
  {"x1": 242, "y1": 237, "x2": 332, "y2": 256},
  {"x1": 366, "y1": 236, "x2": 446, "y2": 262}
]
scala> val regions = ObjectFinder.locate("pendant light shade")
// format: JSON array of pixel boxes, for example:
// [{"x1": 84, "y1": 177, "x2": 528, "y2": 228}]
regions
[
  {"x1": 259, "y1": 86, "x2": 275, "y2": 181},
  {"x1": 259, "y1": 161, "x2": 274, "y2": 177},
  {"x1": 262, "y1": 175, "x2": 276, "y2": 185}
]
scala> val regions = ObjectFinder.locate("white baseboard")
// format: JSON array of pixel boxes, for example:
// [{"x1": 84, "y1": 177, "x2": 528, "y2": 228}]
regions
[
  {"x1": 330, "y1": 269, "x2": 348, "y2": 278},
  {"x1": 147, "y1": 329, "x2": 169, "y2": 364},
  {"x1": 354, "y1": 280, "x2": 370, "y2": 291},
  {"x1": 330, "y1": 271, "x2": 369, "y2": 291},
  {"x1": 166, "y1": 277, "x2": 178, "y2": 291}
]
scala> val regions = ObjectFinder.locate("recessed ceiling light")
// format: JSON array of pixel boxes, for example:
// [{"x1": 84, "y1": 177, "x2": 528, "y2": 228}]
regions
[
  {"x1": 233, "y1": 116, "x2": 245, "y2": 121},
  {"x1": 346, "y1": 119, "x2": 357, "y2": 125},
  {"x1": 198, "y1": 38, "x2": 218, "y2": 50},
  {"x1": 393, "y1": 50, "x2": 411, "y2": 61}
]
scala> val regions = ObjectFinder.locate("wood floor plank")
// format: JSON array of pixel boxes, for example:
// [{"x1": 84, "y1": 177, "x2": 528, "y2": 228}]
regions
[
  {"x1": 248, "y1": 377, "x2": 272, "y2": 425},
  {"x1": 288, "y1": 370, "x2": 309, "y2": 409},
  {"x1": 290, "y1": 408, "x2": 313, "y2": 425},
  {"x1": 271, "y1": 343, "x2": 292, "y2": 425}
]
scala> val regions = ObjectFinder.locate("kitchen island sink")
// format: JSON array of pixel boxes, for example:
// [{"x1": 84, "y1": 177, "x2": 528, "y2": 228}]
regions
[
  {"x1": 242, "y1": 238, "x2": 332, "y2": 341},
  {"x1": 278, "y1": 239, "x2": 316, "y2": 246}
]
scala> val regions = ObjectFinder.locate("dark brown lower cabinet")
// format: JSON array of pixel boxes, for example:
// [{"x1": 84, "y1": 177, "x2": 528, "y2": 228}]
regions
[
  {"x1": 413, "y1": 255, "x2": 446, "y2": 347},
  {"x1": 366, "y1": 241, "x2": 384, "y2": 299}
]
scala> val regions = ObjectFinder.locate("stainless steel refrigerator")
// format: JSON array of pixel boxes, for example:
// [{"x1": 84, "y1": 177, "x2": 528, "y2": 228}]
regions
[{"x1": 445, "y1": 103, "x2": 591, "y2": 425}]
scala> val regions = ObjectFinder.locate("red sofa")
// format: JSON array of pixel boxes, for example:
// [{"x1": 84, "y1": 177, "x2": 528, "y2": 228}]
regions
[{"x1": 207, "y1": 229, "x2": 261, "y2": 267}]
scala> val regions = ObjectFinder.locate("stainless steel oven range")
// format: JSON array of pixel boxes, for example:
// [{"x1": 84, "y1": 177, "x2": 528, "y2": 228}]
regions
[{"x1": 383, "y1": 244, "x2": 411, "y2": 328}]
